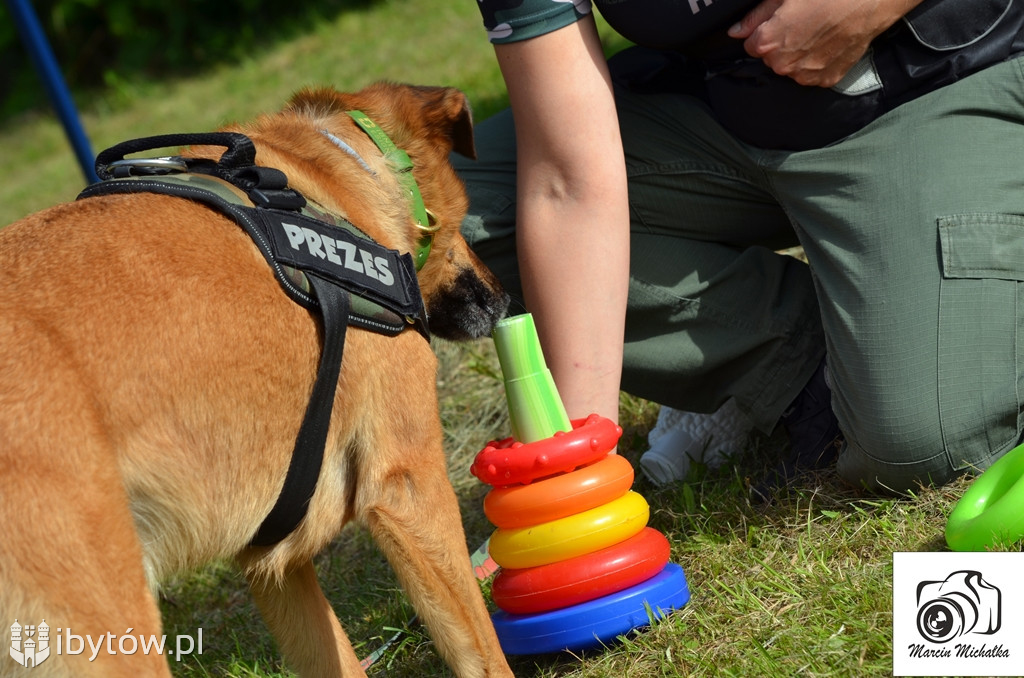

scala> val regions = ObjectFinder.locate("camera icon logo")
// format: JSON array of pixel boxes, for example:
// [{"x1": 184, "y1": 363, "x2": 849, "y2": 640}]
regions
[{"x1": 916, "y1": 570, "x2": 1001, "y2": 644}]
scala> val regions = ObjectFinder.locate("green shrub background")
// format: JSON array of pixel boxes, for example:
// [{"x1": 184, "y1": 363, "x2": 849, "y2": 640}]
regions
[{"x1": 1, "y1": 0, "x2": 372, "y2": 120}]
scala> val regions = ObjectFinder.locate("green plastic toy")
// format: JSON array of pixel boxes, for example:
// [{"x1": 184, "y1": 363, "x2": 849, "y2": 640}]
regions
[
  {"x1": 491, "y1": 313, "x2": 572, "y2": 443},
  {"x1": 946, "y1": 440, "x2": 1024, "y2": 551}
]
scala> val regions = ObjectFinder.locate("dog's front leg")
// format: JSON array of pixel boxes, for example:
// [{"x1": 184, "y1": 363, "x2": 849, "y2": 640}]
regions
[
  {"x1": 361, "y1": 458, "x2": 514, "y2": 678},
  {"x1": 246, "y1": 559, "x2": 364, "y2": 677}
]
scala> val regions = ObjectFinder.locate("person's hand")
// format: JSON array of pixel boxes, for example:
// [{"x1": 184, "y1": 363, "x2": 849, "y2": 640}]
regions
[{"x1": 727, "y1": 0, "x2": 921, "y2": 87}]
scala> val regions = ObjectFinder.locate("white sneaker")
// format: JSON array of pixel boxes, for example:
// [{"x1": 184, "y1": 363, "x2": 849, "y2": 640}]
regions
[{"x1": 639, "y1": 399, "x2": 753, "y2": 486}]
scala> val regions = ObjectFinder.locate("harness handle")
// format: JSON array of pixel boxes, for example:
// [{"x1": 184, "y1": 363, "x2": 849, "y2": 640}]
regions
[{"x1": 95, "y1": 132, "x2": 256, "y2": 181}]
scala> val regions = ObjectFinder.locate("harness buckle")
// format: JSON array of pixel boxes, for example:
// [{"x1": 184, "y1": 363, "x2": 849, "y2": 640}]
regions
[{"x1": 105, "y1": 157, "x2": 188, "y2": 178}]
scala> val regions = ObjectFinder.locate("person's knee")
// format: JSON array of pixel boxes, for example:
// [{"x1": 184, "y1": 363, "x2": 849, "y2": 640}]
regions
[
  {"x1": 834, "y1": 403, "x2": 1017, "y2": 493},
  {"x1": 835, "y1": 436, "x2": 958, "y2": 493},
  {"x1": 831, "y1": 392, "x2": 956, "y2": 492}
]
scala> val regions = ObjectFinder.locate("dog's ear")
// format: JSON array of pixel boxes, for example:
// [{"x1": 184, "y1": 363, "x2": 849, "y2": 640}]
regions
[{"x1": 406, "y1": 85, "x2": 476, "y2": 160}]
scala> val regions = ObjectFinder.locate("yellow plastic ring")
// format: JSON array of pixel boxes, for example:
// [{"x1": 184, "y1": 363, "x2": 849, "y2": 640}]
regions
[{"x1": 488, "y1": 491, "x2": 650, "y2": 569}]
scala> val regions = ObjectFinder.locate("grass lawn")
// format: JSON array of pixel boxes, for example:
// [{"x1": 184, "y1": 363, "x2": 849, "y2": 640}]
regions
[{"x1": 1, "y1": 1, "x2": 1011, "y2": 676}]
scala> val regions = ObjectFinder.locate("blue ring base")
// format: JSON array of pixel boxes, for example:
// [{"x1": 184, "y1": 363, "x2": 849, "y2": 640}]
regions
[{"x1": 491, "y1": 562, "x2": 690, "y2": 655}]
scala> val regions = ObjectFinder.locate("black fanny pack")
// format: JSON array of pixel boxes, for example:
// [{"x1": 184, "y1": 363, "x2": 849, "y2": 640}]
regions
[
  {"x1": 616, "y1": 0, "x2": 1024, "y2": 150},
  {"x1": 709, "y1": 0, "x2": 1024, "y2": 149}
]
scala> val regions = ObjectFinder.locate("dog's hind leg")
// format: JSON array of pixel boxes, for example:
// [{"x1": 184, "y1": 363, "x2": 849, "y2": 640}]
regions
[
  {"x1": 0, "y1": 475, "x2": 172, "y2": 677},
  {"x1": 247, "y1": 559, "x2": 365, "y2": 678},
  {"x1": 0, "y1": 348, "x2": 171, "y2": 677},
  {"x1": 360, "y1": 452, "x2": 513, "y2": 678}
]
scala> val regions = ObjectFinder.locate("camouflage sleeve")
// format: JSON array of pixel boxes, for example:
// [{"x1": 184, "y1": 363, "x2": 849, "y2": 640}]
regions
[{"x1": 475, "y1": 0, "x2": 593, "y2": 44}]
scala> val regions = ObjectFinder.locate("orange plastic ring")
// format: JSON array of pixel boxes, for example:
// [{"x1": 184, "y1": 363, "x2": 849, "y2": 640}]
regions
[
  {"x1": 492, "y1": 527, "x2": 671, "y2": 614},
  {"x1": 471, "y1": 414, "x2": 623, "y2": 487},
  {"x1": 488, "y1": 490, "x2": 650, "y2": 569},
  {"x1": 483, "y1": 453, "x2": 635, "y2": 529}
]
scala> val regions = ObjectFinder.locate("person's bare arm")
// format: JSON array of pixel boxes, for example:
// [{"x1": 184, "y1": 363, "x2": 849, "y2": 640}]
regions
[
  {"x1": 728, "y1": 0, "x2": 927, "y2": 86},
  {"x1": 494, "y1": 16, "x2": 630, "y2": 423}
]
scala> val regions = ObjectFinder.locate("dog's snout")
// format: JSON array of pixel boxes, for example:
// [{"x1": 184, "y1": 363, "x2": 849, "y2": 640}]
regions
[{"x1": 427, "y1": 267, "x2": 509, "y2": 341}]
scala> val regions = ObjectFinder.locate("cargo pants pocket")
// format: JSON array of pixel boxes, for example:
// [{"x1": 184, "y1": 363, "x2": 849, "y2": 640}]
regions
[{"x1": 937, "y1": 214, "x2": 1024, "y2": 469}]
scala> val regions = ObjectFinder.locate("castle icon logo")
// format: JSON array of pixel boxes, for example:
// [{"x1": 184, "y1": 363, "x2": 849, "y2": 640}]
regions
[{"x1": 10, "y1": 619, "x2": 50, "y2": 668}]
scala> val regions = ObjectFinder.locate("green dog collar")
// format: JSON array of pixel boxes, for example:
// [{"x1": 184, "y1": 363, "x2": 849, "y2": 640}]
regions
[{"x1": 348, "y1": 110, "x2": 438, "y2": 270}]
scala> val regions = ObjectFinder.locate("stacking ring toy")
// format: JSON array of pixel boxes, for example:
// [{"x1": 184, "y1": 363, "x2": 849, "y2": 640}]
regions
[
  {"x1": 471, "y1": 414, "x2": 622, "y2": 487},
  {"x1": 488, "y1": 490, "x2": 649, "y2": 569},
  {"x1": 946, "y1": 441, "x2": 1024, "y2": 551},
  {"x1": 491, "y1": 563, "x2": 690, "y2": 655},
  {"x1": 484, "y1": 453, "x2": 635, "y2": 529},
  {"x1": 492, "y1": 527, "x2": 671, "y2": 614}
]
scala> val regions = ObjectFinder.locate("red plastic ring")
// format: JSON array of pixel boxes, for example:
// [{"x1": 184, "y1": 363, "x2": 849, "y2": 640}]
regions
[
  {"x1": 492, "y1": 528, "x2": 671, "y2": 614},
  {"x1": 483, "y1": 453, "x2": 634, "y2": 529},
  {"x1": 471, "y1": 414, "x2": 623, "y2": 487}
]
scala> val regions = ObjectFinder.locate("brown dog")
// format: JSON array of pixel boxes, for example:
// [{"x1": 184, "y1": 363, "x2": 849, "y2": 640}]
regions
[{"x1": 0, "y1": 83, "x2": 512, "y2": 677}]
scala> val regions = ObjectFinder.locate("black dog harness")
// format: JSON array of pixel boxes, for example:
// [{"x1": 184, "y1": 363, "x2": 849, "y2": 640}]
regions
[{"x1": 79, "y1": 129, "x2": 431, "y2": 546}]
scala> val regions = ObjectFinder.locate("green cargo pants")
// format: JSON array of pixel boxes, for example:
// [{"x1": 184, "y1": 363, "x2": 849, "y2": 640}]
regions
[{"x1": 453, "y1": 51, "x2": 1024, "y2": 493}]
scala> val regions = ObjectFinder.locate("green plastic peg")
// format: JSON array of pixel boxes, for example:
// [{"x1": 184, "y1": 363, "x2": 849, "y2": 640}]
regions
[{"x1": 492, "y1": 313, "x2": 572, "y2": 443}]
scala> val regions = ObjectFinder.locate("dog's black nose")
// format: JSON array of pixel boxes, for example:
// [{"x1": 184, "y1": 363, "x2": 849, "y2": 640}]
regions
[{"x1": 427, "y1": 269, "x2": 509, "y2": 341}]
